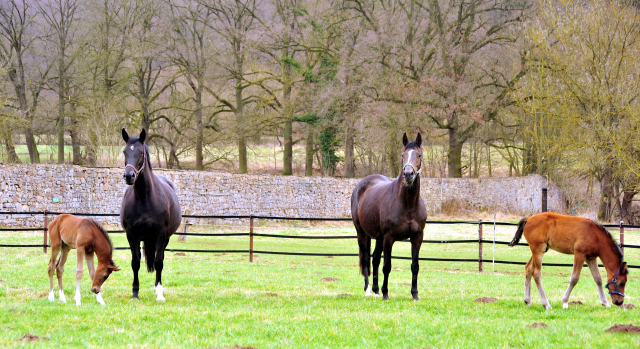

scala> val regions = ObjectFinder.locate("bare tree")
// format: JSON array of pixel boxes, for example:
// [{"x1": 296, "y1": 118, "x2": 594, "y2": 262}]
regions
[
  {"x1": 0, "y1": 0, "x2": 51, "y2": 163},
  {"x1": 39, "y1": 0, "x2": 81, "y2": 164}
]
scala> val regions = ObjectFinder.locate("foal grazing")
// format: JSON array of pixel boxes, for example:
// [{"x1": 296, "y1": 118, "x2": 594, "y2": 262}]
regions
[
  {"x1": 47, "y1": 214, "x2": 120, "y2": 305},
  {"x1": 351, "y1": 133, "x2": 427, "y2": 300},
  {"x1": 121, "y1": 128, "x2": 182, "y2": 301},
  {"x1": 509, "y1": 212, "x2": 628, "y2": 310}
]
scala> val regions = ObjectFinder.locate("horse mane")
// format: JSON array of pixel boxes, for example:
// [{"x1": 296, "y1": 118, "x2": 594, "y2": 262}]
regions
[
  {"x1": 91, "y1": 220, "x2": 114, "y2": 257},
  {"x1": 593, "y1": 220, "x2": 626, "y2": 272}
]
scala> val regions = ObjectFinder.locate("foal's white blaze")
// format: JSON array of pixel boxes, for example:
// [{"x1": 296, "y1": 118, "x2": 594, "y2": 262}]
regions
[
  {"x1": 95, "y1": 292, "x2": 105, "y2": 306},
  {"x1": 155, "y1": 284, "x2": 165, "y2": 302},
  {"x1": 59, "y1": 290, "x2": 67, "y2": 303},
  {"x1": 48, "y1": 290, "x2": 55, "y2": 302}
]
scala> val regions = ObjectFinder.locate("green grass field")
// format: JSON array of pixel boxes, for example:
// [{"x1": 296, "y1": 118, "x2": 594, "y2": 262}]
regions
[{"x1": 1, "y1": 222, "x2": 640, "y2": 348}]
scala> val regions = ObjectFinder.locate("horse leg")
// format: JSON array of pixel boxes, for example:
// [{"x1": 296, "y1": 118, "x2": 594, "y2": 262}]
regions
[
  {"x1": 74, "y1": 247, "x2": 85, "y2": 305},
  {"x1": 587, "y1": 258, "x2": 610, "y2": 307},
  {"x1": 127, "y1": 237, "x2": 141, "y2": 299},
  {"x1": 410, "y1": 235, "x2": 423, "y2": 301},
  {"x1": 85, "y1": 251, "x2": 105, "y2": 305},
  {"x1": 561, "y1": 253, "x2": 585, "y2": 309},
  {"x1": 381, "y1": 235, "x2": 395, "y2": 301},
  {"x1": 154, "y1": 235, "x2": 168, "y2": 302},
  {"x1": 47, "y1": 242, "x2": 61, "y2": 302},
  {"x1": 357, "y1": 232, "x2": 371, "y2": 296},
  {"x1": 371, "y1": 237, "x2": 383, "y2": 297},
  {"x1": 531, "y1": 252, "x2": 551, "y2": 310},
  {"x1": 55, "y1": 244, "x2": 71, "y2": 303},
  {"x1": 524, "y1": 257, "x2": 533, "y2": 305}
]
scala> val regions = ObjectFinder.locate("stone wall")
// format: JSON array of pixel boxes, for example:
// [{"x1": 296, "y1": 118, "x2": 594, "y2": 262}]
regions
[{"x1": 0, "y1": 164, "x2": 564, "y2": 227}]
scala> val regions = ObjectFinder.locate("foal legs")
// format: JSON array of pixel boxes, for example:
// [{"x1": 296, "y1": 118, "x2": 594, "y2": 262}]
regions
[
  {"x1": 47, "y1": 243, "x2": 61, "y2": 302},
  {"x1": 524, "y1": 257, "x2": 533, "y2": 305},
  {"x1": 561, "y1": 254, "x2": 585, "y2": 309},
  {"x1": 85, "y1": 252, "x2": 105, "y2": 305},
  {"x1": 587, "y1": 258, "x2": 610, "y2": 307},
  {"x1": 56, "y1": 245, "x2": 71, "y2": 303},
  {"x1": 74, "y1": 247, "x2": 87, "y2": 305},
  {"x1": 531, "y1": 252, "x2": 552, "y2": 310}
]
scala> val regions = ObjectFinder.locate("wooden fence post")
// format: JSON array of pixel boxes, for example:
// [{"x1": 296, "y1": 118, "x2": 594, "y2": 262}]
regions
[
  {"x1": 249, "y1": 215, "x2": 254, "y2": 263},
  {"x1": 620, "y1": 221, "x2": 625, "y2": 255},
  {"x1": 541, "y1": 188, "x2": 548, "y2": 213},
  {"x1": 179, "y1": 222, "x2": 192, "y2": 241},
  {"x1": 478, "y1": 218, "x2": 483, "y2": 272},
  {"x1": 43, "y1": 210, "x2": 48, "y2": 254}
]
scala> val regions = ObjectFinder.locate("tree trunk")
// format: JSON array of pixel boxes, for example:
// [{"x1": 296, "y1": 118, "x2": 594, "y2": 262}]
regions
[
  {"x1": 25, "y1": 128, "x2": 39, "y2": 163},
  {"x1": 305, "y1": 123, "x2": 314, "y2": 176},
  {"x1": 598, "y1": 167, "x2": 614, "y2": 221},
  {"x1": 3, "y1": 132, "x2": 20, "y2": 163},
  {"x1": 619, "y1": 191, "x2": 636, "y2": 225},
  {"x1": 344, "y1": 125, "x2": 355, "y2": 178},
  {"x1": 70, "y1": 102, "x2": 81, "y2": 165},
  {"x1": 235, "y1": 50, "x2": 247, "y2": 174},
  {"x1": 447, "y1": 128, "x2": 463, "y2": 178},
  {"x1": 57, "y1": 102, "x2": 65, "y2": 164},
  {"x1": 195, "y1": 86, "x2": 203, "y2": 170},
  {"x1": 282, "y1": 53, "x2": 293, "y2": 176}
]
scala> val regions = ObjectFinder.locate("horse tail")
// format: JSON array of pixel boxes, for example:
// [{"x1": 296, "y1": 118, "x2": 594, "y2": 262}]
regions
[
  {"x1": 143, "y1": 242, "x2": 156, "y2": 272},
  {"x1": 509, "y1": 218, "x2": 528, "y2": 247}
]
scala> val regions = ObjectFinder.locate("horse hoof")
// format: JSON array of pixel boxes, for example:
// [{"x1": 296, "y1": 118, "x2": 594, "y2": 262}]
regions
[
  {"x1": 383, "y1": 295, "x2": 390, "y2": 301},
  {"x1": 412, "y1": 295, "x2": 419, "y2": 302},
  {"x1": 562, "y1": 302, "x2": 568, "y2": 309},
  {"x1": 365, "y1": 285, "x2": 372, "y2": 297},
  {"x1": 131, "y1": 295, "x2": 139, "y2": 300},
  {"x1": 156, "y1": 296, "x2": 166, "y2": 302},
  {"x1": 544, "y1": 305, "x2": 552, "y2": 310},
  {"x1": 604, "y1": 303, "x2": 611, "y2": 308},
  {"x1": 47, "y1": 292, "x2": 55, "y2": 302},
  {"x1": 96, "y1": 293, "x2": 105, "y2": 306}
]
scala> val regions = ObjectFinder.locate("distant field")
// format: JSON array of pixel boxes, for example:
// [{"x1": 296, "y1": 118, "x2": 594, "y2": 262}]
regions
[{"x1": 1, "y1": 221, "x2": 639, "y2": 348}]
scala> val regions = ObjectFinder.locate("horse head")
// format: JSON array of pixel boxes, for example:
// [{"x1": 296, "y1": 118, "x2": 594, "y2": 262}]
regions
[
  {"x1": 401, "y1": 133, "x2": 423, "y2": 186},
  {"x1": 122, "y1": 128, "x2": 148, "y2": 185},
  {"x1": 606, "y1": 261, "x2": 628, "y2": 306},
  {"x1": 90, "y1": 261, "x2": 120, "y2": 294}
]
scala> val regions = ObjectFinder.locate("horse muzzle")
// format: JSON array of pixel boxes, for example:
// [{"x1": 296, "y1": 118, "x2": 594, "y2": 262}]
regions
[
  {"x1": 403, "y1": 171, "x2": 416, "y2": 185},
  {"x1": 124, "y1": 172, "x2": 136, "y2": 185},
  {"x1": 90, "y1": 286, "x2": 100, "y2": 294}
]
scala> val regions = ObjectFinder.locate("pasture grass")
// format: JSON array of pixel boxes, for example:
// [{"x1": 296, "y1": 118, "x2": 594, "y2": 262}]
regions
[{"x1": 1, "y1": 223, "x2": 640, "y2": 348}]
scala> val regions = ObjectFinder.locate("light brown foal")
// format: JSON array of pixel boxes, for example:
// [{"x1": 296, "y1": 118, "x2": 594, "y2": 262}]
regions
[
  {"x1": 47, "y1": 214, "x2": 120, "y2": 305},
  {"x1": 509, "y1": 212, "x2": 628, "y2": 310}
]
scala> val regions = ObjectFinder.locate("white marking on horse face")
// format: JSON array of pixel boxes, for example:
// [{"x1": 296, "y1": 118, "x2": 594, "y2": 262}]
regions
[{"x1": 130, "y1": 145, "x2": 134, "y2": 150}]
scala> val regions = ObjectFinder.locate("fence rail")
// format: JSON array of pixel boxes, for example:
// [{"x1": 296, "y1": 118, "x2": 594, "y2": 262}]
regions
[{"x1": 1, "y1": 211, "x2": 639, "y2": 270}]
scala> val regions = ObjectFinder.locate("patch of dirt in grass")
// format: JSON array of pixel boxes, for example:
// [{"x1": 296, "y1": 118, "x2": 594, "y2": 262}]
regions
[
  {"x1": 527, "y1": 323, "x2": 548, "y2": 328},
  {"x1": 0, "y1": 279, "x2": 5, "y2": 283},
  {"x1": 622, "y1": 304, "x2": 635, "y2": 309},
  {"x1": 209, "y1": 345, "x2": 258, "y2": 349},
  {"x1": 265, "y1": 292, "x2": 278, "y2": 297},
  {"x1": 174, "y1": 253, "x2": 186, "y2": 256},
  {"x1": 17, "y1": 333, "x2": 49, "y2": 342},
  {"x1": 337, "y1": 294, "x2": 352, "y2": 297},
  {"x1": 224, "y1": 271, "x2": 235, "y2": 274},
  {"x1": 474, "y1": 297, "x2": 497, "y2": 303},
  {"x1": 326, "y1": 256, "x2": 334, "y2": 258},
  {"x1": 569, "y1": 301, "x2": 583, "y2": 305},
  {"x1": 2, "y1": 326, "x2": 14, "y2": 330},
  {"x1": 400, "y1": 282, "x2": 411, "y2": 287},
  {"x1": 9, "y1": 308, "x2": 38, "y2": 315},
  {"x1": 322, "y1": 277, "x2": 338, "y2": 282},
  {"x1": 606, "y1": 324, "x2": 640, "y2": 333}
]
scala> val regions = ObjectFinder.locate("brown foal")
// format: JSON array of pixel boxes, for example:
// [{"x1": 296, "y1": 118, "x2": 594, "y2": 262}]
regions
[
  {"x1": 509, "y1": 212, "x2": 628, "y2": 310},
  {"x1": 47, "y1": 214, "x2": 120, "y2": 305}
]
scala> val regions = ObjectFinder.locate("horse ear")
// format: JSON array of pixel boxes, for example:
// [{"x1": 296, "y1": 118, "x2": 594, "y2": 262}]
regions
[
  {"x1": 621, "y1": 261, "x2": 628, "y2": 275},
  {"x1": 109, "y1": 264, "x2": 121, "y2": 272},
  {"x1": 402, "y1": 133, "x2": 408, "y2": 146},
  {"x1": 122, "y1": 128, "x2": 129, "y2": 142},
  {"x1": 139, "y1": 129, "x2": 146, "y2": 144},
  {"x1": 415, "y1": 133, "x2": 422, "y2": 147}
]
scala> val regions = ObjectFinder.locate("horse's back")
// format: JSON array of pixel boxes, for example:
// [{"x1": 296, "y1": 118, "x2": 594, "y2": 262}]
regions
[
  {"x1": 524, "y1": 212, "x2": 602, "y2": 255},
  {"x1": 49, "y1": 214, "x2": 97, "y2": 249}
]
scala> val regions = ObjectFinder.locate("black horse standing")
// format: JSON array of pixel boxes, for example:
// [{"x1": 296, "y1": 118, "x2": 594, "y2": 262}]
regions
[
  {"x1": 120, "y1": 129, "x2": 182, "y2": 301},
  {"x1": 351, "y1": 133, "x2": 427, "y2": 301}
]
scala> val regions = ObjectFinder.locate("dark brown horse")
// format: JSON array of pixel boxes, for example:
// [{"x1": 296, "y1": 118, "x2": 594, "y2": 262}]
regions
[
  {"x1": 47, "y1": 214, "x2": 120, "y2": 305},
  {"x1": 351, "y1": 133, "x2": 427, "y2": 301},
  {"x1": 509, "y1": 212, "x2": 628, "y2": 309},
  {"x1": 121, "y1": 129, "x2": 182, "y2": 301}
]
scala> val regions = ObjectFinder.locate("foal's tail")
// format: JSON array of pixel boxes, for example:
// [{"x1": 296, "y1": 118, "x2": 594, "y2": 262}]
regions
[{"x1": 509, "y1": 218, "x2": 527, "y2": 247}]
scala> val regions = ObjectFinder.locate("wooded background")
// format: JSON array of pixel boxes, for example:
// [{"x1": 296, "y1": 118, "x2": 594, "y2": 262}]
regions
[{"x1": 2, "y1": 0, "x2": 640, "y2": 222}]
